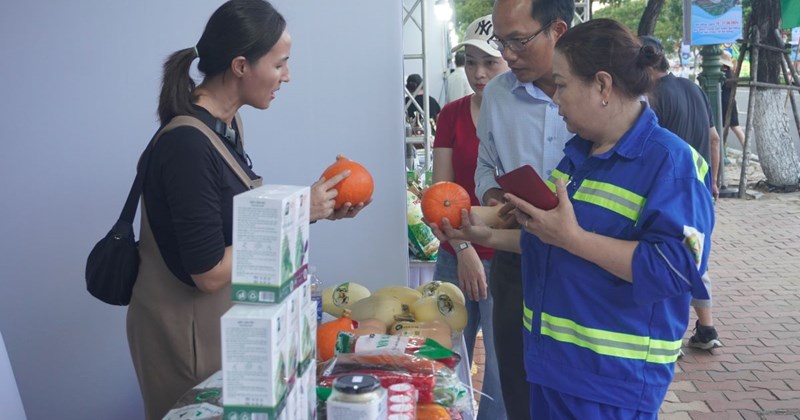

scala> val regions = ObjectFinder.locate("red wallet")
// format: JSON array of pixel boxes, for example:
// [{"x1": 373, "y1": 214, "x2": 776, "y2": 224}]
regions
[{"x1": 495, "y1": 165, "x2": 558, "y2": 210}]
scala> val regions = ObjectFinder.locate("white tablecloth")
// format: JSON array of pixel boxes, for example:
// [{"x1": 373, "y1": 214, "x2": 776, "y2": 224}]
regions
[{"x1": 408, "y1": 259, "x2": 436, "y2": 289}]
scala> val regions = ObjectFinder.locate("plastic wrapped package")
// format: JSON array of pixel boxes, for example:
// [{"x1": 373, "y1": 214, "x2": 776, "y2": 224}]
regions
[
  {"x1": 317, "y1": 352, "x2": 470, "y2": 411},
  {"x1": 335, "y1": 332, "x2": 461, "y2": 369},
  {"x1": 407, "y1": 190, "x2": 439, "y2": 260}
]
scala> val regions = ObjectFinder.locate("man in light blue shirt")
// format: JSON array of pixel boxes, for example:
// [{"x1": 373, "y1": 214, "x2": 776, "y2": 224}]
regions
[
  {"x1": 473, "y1": 0, "x2": 574, "y2": 417},
  {"x1": 475, "y1": 73, "x2": 570, "y2": 201}
]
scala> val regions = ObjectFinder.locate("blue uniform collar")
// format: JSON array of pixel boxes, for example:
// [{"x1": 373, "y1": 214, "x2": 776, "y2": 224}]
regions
[{"x1": 564, "y1": 103, "x2": 658, "y2": 165}]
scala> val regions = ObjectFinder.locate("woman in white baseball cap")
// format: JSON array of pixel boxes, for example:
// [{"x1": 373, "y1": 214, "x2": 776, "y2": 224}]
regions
[{"x1": 430, "y1": 14, "x2": 509, "y2": 420}]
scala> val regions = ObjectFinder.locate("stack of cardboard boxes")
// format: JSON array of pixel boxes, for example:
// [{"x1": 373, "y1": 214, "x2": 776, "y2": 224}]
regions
[{"x1": 221, "y1": 185, "x2": 317, "y2": 420}]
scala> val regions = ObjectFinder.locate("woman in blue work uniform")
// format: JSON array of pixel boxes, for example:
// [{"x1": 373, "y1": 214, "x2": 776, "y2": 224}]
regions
[{"x1": 430, "y1": 19, "x2": 715, "y2": 419}]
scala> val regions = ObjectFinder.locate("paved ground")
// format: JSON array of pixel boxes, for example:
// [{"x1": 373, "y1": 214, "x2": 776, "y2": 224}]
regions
[
  {"x1": 661, "y1": 183, "x2": 800, "y2": 419},
  {"x1": 470, "y1": 158, "x2": 800, "y2": 419}
]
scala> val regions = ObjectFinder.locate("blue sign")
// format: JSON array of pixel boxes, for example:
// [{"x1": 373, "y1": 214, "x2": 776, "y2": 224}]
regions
[{"x1": 683, "y1": 0, "x2": 743, "y2": 46}]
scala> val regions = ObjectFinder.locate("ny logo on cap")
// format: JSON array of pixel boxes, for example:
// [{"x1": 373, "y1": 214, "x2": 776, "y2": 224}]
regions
[{"x1": 476, "y1": 20, "x2": 492, "y2": 36}]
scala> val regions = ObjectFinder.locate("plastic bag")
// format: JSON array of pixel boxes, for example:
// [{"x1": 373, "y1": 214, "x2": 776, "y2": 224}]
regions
[
  {"x1": 335, "y1": 332, "x2": 461, "y2": 369},
  {"x1": 407, "y1": 190, "x2": 439, "y2": 260},
  {"x1": 317, "y1": 352, "x2": 470, "y2": 411}
]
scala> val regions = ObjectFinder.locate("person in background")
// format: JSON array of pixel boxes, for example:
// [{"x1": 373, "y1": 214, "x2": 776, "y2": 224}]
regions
[
  {"x1": 446, "y1": 50, "x2": 474, "y2": 103},
  {"x1": 720, "y1": 51, "x2": 747, "y2": 152},
  {"x1": 405, "y1": 73, "x2": 442, "y2": 122},
  {"x1": 640, "y1": 35, "x2": 723, "y2": 352},
  {"x1": 126, "y1": 1, "x2": 367, "y2": 418},
  {"x1": 472, "y1": 0, "x2": 574, "y2": 417},
  {"x1": 431, "y1": 14, "x2": 509, "y2": 420},
  {"x1": 433, "y1": 18, "x2": 715, "y2": 419}
]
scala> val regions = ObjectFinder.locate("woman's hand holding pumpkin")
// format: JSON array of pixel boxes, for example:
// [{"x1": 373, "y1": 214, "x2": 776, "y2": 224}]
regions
[
  {"x1": 456, "y1": 247, "x2": 488, "y2": 301},
  {"x1": 310, "y1": 171, "x2": 350, "y2": 222},
  {"x1": 429, "y1": 209, "x2": 492, "y2": 247},
  {"x1": 327, "y1": 198, "x2": 372, "y2": 220}
]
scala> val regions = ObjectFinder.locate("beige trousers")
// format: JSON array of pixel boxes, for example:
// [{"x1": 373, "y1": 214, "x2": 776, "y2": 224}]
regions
[{"x1": 126, "y1": 204, "x2": 231, "y2": 420}]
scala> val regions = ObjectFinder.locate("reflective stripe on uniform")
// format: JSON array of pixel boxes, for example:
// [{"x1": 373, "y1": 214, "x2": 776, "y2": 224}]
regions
[
  {"x1": 545, "y1": 169, "x2": 571, "y2": 193},
  {"x1": 691, "y1": 147, "x2": 710, "y2": 183},
  {"x1": 523, "y1": 302, "x2": 533, "y2": 332},
  {"x1": 540, "y1": 312, "x2": 681, "y2": 364},
  {"x1": 573, "y1": 179, "x2": 645, "y2": 222}
]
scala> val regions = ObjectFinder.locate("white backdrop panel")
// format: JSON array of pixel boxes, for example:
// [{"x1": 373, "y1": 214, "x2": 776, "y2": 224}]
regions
[{"x1": 0, "y1": 1, "x2": 406, "y2": 418}]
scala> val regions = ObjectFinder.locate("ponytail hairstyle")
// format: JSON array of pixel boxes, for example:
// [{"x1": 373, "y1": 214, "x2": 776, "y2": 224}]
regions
[
  {"x1": 555, "y1": 19, "x2": 663, "y2": 100},
  {"x1": 158, "y1": 0, "x2": 286, "y2": 123}
]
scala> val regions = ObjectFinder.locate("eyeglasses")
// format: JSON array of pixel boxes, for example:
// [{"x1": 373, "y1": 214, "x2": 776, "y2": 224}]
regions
[{"x1": 488, "y1": 21, "x2": 554, "y2": 52}]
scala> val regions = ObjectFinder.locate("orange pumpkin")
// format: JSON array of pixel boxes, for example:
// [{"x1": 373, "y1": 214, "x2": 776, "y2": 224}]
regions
[
  {"x1": 416, "y1": 403, "x2": 451, "y2": 420},
  {"x1": 321, "y1": 157, "x2": 374, "y2": 209},
  {"x1": 421, "y1": 182, "x2": 471, "y2": 229},
  {"x1": 317, "y1": 309, "x2": 356, "y2": 362}
]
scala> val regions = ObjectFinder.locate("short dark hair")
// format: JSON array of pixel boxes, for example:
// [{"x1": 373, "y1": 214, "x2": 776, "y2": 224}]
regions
[
  {"x1": 531, "y1": 0, "x2": 575, "y2": 29},
  {"x1": 406, "y1": 74, "x2": 423, "y2": 93},
  {"x1": 555, "y1": 19, "x2": 662, "y2": 99},
  {"x1": 455, "y1": 50, "x2": 466, "y2": 67},
  {"x1": 639, "y1": 35, "x2": 670, "y2": 72},
  {"x1": 158, "y1": 0, "x2": 286, "y2": 123}
]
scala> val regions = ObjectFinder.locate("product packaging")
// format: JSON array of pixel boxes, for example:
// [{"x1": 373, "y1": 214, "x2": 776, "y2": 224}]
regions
[
  {"x1": 221, "y1": 302, "x2": 293, "y2": 419},
  {"x1": 232, "y1": 185, "x2": 310, "y2": 304}
]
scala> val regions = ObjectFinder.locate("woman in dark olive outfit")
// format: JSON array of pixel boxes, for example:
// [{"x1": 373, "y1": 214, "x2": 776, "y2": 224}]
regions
[{"x1": 126, "y1": 1, "x2": 368, "y2": 418}]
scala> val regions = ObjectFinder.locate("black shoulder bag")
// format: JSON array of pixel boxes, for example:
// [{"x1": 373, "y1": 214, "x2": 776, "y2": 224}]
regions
[
  {"x1": 85, "y1": 114, "x2": 258, "y2": 306},
  {"x1": 84, "y1": 123, "x2": 162, "y2": 305}
]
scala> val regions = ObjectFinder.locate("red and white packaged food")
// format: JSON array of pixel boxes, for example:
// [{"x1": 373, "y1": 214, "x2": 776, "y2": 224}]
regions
[
  {"x1": 389, "y1": 394, "x2": 415, "y2": 405},
  {"x1": 388, "y1": 382, "x2": 418, "y2": 400},
  {"x1": 387, "y1": 383, "x2": 417, "y2": 419},
  {"x1": 389, "y1": 403, "x2": 416, "y2": 417}
]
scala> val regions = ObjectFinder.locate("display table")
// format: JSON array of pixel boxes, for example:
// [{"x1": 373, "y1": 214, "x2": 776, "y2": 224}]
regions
[{"x1": 164, "y1": 335, "x2": 475, "y2": 420}]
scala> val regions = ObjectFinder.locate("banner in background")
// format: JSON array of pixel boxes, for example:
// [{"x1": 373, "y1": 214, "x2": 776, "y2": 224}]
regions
[
  {"x1": 782, "y1": 0, "x2": 800, "y2": 29},
  {"x1": 683, "y1": 0, "x2": 742, "y2": 46}
]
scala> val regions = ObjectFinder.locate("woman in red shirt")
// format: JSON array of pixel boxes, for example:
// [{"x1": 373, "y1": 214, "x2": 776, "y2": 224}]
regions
[{"x1": 431, "y1": 14, "x2": 509, "y2": 420}]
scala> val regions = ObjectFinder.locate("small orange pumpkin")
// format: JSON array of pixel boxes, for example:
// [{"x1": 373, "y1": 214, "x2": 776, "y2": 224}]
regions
[
  {"x1": 421, "y1": 182, "x2": 471, "y2": 229},
  {"x1": 416, "y1": 403, "x2": 451, "y2": 420},
  {"x1": 321, "y1": 157, "x2": 374, "y2": 209},
  {"x1": 317, "y1": 309, "x2": 356, "y2": 362}
]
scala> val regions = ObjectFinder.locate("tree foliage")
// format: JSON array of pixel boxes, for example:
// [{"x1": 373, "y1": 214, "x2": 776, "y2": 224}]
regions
[
  {"x1": 638, "y1": 0, "x2": 665, "y2": 36},
  {"x1": 453, "y1": 0, "x2": 494, "y2": 39},
  {"x1": 594, "y1": 0, "x2": 683, "y2": 53}
]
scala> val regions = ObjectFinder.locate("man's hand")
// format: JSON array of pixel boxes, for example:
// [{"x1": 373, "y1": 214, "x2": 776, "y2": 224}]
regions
[{"x1": 486, "y1": 198, "x2": 518, "y2": 229}]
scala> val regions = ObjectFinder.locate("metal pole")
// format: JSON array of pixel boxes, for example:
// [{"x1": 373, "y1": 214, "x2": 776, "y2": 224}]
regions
[
  {"x1": 419, "y1": 0, "x2": 434, "y2": 185},
  {"x1": 697, "y1": 44, "x2": 732, "y2": 196}
]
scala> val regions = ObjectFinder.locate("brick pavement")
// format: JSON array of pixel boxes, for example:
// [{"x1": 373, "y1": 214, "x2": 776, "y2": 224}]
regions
[
  {"x1": 471, "y1": 190, "x2": 800, "y2": 418},
  {"x1": 661, "y1": 191, "x2": 800, "y2": 419}
]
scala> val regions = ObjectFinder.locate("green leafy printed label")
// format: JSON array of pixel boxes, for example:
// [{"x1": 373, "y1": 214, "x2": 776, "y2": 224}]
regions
[
  {"x1": 295, "y1": 228, "x2": 306, "y2": 272},
  {"x1": 232, "y1": 281, "x2": 293, "y2": 304},
  {"x1": 281, "y1": 233, "x2": 294, "y2": 282},
  {"x1": 224, "y1": 395, "x2": 288, "y2": 420},
  {"x1": 297, "y1": 357, "x2": 313, "y2": 377}
]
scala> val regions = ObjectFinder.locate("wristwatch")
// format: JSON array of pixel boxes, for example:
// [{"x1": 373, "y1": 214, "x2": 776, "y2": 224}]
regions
[{"x1": 455, "y1": 242, "x2": 471, "y2": 253}]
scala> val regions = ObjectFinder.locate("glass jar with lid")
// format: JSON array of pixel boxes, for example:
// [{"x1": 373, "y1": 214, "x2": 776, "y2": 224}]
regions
[{"x1": 326, "y1": 374, "x2": 387, "y2": 420}]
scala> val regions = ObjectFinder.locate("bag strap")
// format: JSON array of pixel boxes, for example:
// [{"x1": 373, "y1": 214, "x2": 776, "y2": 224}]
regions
[
  {"x1": 117, "y1": 113, "x2": 258, "y2": 224},
  {"x1": 169, "y1": 114, "x2": 260, "y2": 189}
]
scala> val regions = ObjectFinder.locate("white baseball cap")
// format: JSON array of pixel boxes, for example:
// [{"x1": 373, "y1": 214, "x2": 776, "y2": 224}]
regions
[{"x1": 451, "y1": 15, "x2": 501, "y2": 58}]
